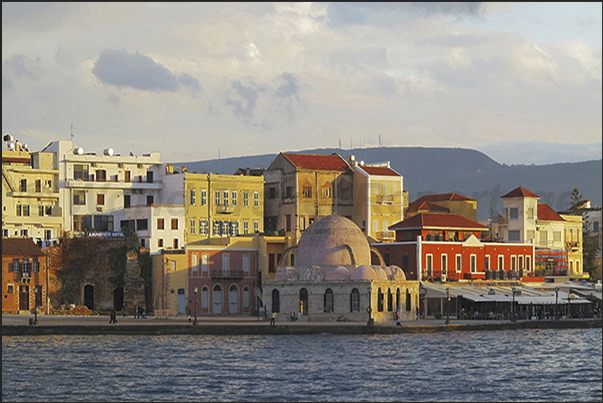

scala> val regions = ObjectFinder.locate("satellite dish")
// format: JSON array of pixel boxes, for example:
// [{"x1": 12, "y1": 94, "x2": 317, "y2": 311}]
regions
[
  {"x1": 74, "y1": 147, "x2": 84, "y2": 155},
  {"x1": 8, "y1": 142, "x2": 15, "y2": 150},
  {"x1": 103, "y1": 148, "x2": 114, "y2": 156}
]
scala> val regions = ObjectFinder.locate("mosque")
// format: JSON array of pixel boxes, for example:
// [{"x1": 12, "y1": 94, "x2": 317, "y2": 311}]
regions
[{"x1": 262, "y1": 215, "x2": 420, "y2": 323}]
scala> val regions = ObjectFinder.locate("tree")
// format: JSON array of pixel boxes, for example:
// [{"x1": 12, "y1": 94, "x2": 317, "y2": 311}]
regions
[{"x1": 566, "y1": 188, "x2": 600, "y2": 281}]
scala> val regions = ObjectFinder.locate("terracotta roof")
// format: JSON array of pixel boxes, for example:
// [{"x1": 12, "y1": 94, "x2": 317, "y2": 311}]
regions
[
  {"x1": 283, "y1": 153, "x2": 349, "y2": 171},
  {"x1": 2, "y1": 238, "x2": 45, "y2": 257},
  {"x1": 407, "y1": 200, "x2": 450, "y2": 213},
  {"x1": 501, "y1": 186, "x2": 540, "y2": 199},
  {"x1": 389, "y1": 212, "x2": 488, "y2": 231},
  {"x1": 537, "y1": 203, "x2": 565, "y2": 222},
  {"x1": 410, "y1": 192, "x2": 475, "y2": 204},
  {"x1": 357, "y1": 165, "x2": 401, "y2": 177}
]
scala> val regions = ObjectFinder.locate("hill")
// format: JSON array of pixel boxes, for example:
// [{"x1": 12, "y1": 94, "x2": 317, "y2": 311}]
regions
[{"x1": 171, "y1": 147, "x2": 603, "y2": 221}]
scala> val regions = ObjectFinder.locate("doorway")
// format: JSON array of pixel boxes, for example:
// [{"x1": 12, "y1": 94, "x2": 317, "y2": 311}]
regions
[{"x1": 84, "y1": 285, "x2": 94, "y2": 310}]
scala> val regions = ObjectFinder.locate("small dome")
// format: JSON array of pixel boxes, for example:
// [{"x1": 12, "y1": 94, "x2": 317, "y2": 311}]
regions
[
  {"x1": 389, "y1": 265, "x2": 405, "y2": 280},
  {"x1": 300, "y1": 266, "x2": 326, "y2": 281},
  {"x1": 371, "y1": 266, "x2": 389, "y2": 280},
  {"x1": 274, "y1": 266, "x2": 299, "y2": 281},
  {"x1": 351, "y1": 265, "x2": 377, "y2": 280},
  {"x1": 325, "y1": 266, "x2": 351, "y2": 280},
  {"x1": 295, "y1": 215, "x2": 371, "y2": 268}
]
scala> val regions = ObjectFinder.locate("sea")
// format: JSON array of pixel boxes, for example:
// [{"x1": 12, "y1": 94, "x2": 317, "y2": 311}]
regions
[{"x1": 2, "y1": 328, "x2": 602, "y2": 402}]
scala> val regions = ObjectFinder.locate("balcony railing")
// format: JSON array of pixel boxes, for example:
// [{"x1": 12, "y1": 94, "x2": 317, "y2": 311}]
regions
[
  {"x1": 210, "y1": 269, "x2": 245, "y2": 280},
  {"x1": 216, "y1": 205, "x2": 235, "y2": 214},
  {"x1": 375, "y1": 194, "x2": 395, "y2": 205}
]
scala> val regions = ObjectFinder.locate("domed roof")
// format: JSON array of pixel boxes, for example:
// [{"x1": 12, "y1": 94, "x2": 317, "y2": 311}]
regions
[
  {"x1": 295, "y1": 215, "x2": 371, "y2": 268},
  {"x1": 351, "y1": 265, "x2": 377, "y2": 280},
  {"x1": 325, "y1": 266, "x2": 352, "y2": 280},
  {"x1": 389, "y1": 265, "x2": 406, "y2": 280},
  {"x1": 274, "y1": 266, "x2": 300, "y2": 281},
  {"x1": 371, "y1": 266, "x2": 389, "y2": 280},
  {"x1": 299, "y1": 266, "x2": 326, "y2": 281}
]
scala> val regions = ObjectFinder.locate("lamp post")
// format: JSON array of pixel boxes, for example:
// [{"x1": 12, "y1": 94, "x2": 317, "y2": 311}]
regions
[
  {"x1": 445, "y1": 287, "x2": 450, "y2": 325},
  {"x1": 33, "y1": 286, "x2": 40, "y2": 325},
  {"x1": 554, "y1": 287, "x2": 559, "y2": 319},
  {"x1": 193, "y1": 287, "x2": 198, "y2": 325},
  {"x1": 511, "y1": 288, "x2": 516, "y2": 322}
]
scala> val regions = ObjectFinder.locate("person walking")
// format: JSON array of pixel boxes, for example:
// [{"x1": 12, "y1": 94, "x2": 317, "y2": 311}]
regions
[
  {"x1": 109, "y1": 309, "x2": 117, "y2": 324},
  {"x1": 270, "y1": 311, "x2": 276, "y2": 326}
]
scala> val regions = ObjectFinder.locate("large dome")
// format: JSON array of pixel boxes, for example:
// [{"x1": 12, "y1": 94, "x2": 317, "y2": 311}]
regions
[{"x1": 295, "y1": 215, "x2": 371, "y2": 268}]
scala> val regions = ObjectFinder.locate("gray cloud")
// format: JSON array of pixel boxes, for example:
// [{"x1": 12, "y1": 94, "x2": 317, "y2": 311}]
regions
[
  {"x1": 327, "y1": 2, "x2": 486, "y2": 27},
  {"x1": 2, "y1": 74, "x2": 13, "y2": 94},
  {"x1": 4, "y1": 54, "x2": 43, "y2": 79},
  {"x1": 92, "y1": 49, "x2": 201, "y2": 94}
]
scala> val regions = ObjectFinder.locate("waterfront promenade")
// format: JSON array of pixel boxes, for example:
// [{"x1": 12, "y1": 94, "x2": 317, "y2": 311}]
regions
[{"x1": 3, "y1": 314, "x2": 601, "y2": 336}]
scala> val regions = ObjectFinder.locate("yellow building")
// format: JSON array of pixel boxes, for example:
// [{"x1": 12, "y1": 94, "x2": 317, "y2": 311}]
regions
[
  {"x1": 349, "y1": 158, "x2": 404, "y2": 242},
  {"x1": 559, "y1": 213, "x2": 584, "y2": 279},
  {"x1": 264, "y1": 152, "x2": 353, "y2": 244},
  {"x1": 151, "y1": 249, "x2": 188, "y2": 316},
  {"x1": 163, "y1": 171, "x2": 264, "y2": 244},
  {"x1": 2, "y1": 137, "x2": 62, "y2": 244},
  {"x1": 406, "y1": 192, "x2": 478, "y2": 222}
]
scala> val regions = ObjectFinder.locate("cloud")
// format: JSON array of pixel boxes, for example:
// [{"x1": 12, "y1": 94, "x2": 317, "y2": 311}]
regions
[
  {"x1": 92, "y1": 49, "x2": 202, "y2": 94},
  {"x1": 4, "y1": 54, "x2": 43, "y2": 79},
  {"x1": 210, "y1": 72, "x2": 306, "y2": 130},
  {"x1": 2, "y1": 74, "x2": 13, "y2": 94},
  {"x1": 326, "y1": 2, "x2": 486, "y2": 27}
]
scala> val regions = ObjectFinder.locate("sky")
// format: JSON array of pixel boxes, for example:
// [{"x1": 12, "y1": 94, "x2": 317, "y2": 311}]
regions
[{"x1": 2, "y1": 2, "x2": 602, "y2": 165}]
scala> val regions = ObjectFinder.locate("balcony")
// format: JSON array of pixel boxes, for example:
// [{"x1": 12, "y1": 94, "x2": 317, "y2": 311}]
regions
[
  {"x1": 375, "y1": 194, "x2": 394, "y2": 205},
  {"x1": 210, "y1": 269, "x2": 245, "y2": 280},
  {"x1": 565, "y1": 241, "x2": 580, "y2": 251},
  {"x1": 216, "y1": 205, "x2": 235, "y2": 214},
  {"x1": 375, "y1": 231, "x2": 395, "y2": 242}
]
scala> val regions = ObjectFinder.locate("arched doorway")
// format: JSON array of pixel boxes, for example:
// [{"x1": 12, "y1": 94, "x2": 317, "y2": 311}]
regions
[
  {"x1": 299, "y1": 288, "x2": 308, "y2": 315},
  {"x1": 84, "y1": 285, "x2": 94, "y2": 310},
  {"x1": 271, "y1": 289, "x2": 280, "y2": 313},
  {"x1": 113, "y1": 287, "x2": 124, "y2": 311},
  {"x1": 213, "y1": 285, "x2": 222, "y2": 314},
  {"x1": 229, "y1": 285, "x2": 238, "y2": 313}
]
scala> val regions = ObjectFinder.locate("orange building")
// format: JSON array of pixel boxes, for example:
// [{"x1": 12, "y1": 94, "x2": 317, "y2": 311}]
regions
[{"x1": 2, "y1": 238, "x2": 48, "y2": 314}]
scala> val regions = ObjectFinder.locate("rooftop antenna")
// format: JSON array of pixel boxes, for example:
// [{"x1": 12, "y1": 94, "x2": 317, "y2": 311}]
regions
[{"x1": 71, "y1": 122, "x2": 75, "y2": 142}]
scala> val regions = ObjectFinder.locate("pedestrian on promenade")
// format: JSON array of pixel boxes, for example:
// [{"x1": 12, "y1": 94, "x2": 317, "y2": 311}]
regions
[
  {"x1": 121, "y1": 304, "x2": 126, "y2": 317},
  {"x1": 270, "y1": 311, "x2": 276, "y2": 326},
  {"x1": 109, "y1": 309, "x2": 117, "y2": 324}
]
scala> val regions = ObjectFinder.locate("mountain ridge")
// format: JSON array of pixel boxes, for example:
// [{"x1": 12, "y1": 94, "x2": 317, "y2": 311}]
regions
[{"x1": 170, "y1": 146, "x2": 602, "y2": 221}]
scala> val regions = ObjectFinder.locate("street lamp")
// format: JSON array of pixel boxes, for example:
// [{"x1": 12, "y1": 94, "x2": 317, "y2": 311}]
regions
[
  {"x1": 511, "y1": 288, "x2": 516, "y2": 322},
  {"x1": 33, "y1": 286, "x2": 40, "y2": 325},
  {"x1": 554, "y1": 287, "x2": 559, "y2": 319},
  {"x1": 193, "y1": 287, "x2": 198, "y2": 325},
  {"x1": 445, "y1": 288, "x2": 450, "y2": 325}
]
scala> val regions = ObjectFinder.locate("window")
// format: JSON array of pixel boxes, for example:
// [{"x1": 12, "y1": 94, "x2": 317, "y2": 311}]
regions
[
  {"x1": 324, "y1": 288, "x2": 334, "y2": 313},
  {"x1": 510, "y1": 208, "x2": 518, "y2": 219},
  {"x1": 253, "y1": 192, "x2": 259, "y2": 208},
  {"x1": 426, "y1": 254, "x2": 433, "y2": 277},
  {"x1": 74, "y1": 164, "x2": 88, "y2": 180},
  {"x1": 441, "y1": 254, "x2": 448, "y2": 277},
  {"x1": 199, "y1": 219, "x2": 209, "y2": 236},
  {"x1": 222, "y1": 253, "x2": 230, "y2": 276},
  {"x1": 215, "y1": 190, "x2": 221, "y2": 206},
  {"x1": 157, "y1": 218, "x2": 164, "y2": 230},
  {"x1": 232, "y1": 191, "x2": 237, "y2": 207},
  {"x1": 470, "y1": 255, "x2": 477, "y2": 273},
  {"x1": 243, "y1": 287, "x2": 249, "y2": 308},
  {"x1": 32, "y1": 258, "x2": 40, "y2": 273},
  {"x1": 96, "y1": 169, "x2": 107, "y2": 182},
  {"x1": 202, "y1": 254, "x2": 209, "y2": 272},
  {"x1": 202, "y1": 287, "x2": 209, "y2": 309},
  {"x1": 498, "y1": 255, "x2": 504, "y2": 271},
  {"x1": 190, "y1": 189, "x2": 196, "y2": 205},
  {"x1": 7, "y1": 284, "x2": 14, "y2": 294},
  {"x1": 213, "y1": 220, "x2": 221, "y2": 236},
  {"x1": 269, "y1": 253, "x2": 276, "y2": 273},
  {"x1": 73, "y1": 190, "x2": 86, "y2": 205},
  {"x1": 300, "y1": 216, "x2": 306, "y2": 231},
  {"x1": 147, "y1": 195, "x2": 153, "y2": 206},
  {"x1": 124, "y1": 195, "x2": 131, "y2": 209},
  {"x1": 243, "y1": 254, "x2": 250, "y2": 273},
  {"x1": 350, "y1": 288, "x2": 360, "y2": 312},
  {"x1": 540, "y1": 230, "x2": 548, "y2": 246},
  {"x1": 35, "y1": 179, "x2": 41, "y2": 192},
  {"x1": 268, "y1": 187, "x2": 276, "y2": 199},
  {"x1": 302, "y1": 186, "x2": 312, "y2": 198},
  {"x1": 95, "y1": 215, "x2": 114, "y2": 232},
  {"x1": 243, "y1": 220, "x2": 249, "y2": 234},
  {"x1": 286, "y1": 215, "x2": 291, "y2": 231},
  {"x1": 527, "y1": 208, "x2": 534, "y2": 219},
  {"x1": 190, "y1": 219, "x2": 196, "y2": 235},
  {"x1": 124, "y1": 170, "x2": 131, "y2": 182},
  {"x1": 322, "y1": 187, "x2": 331, "y2": 198},
  {"x1": 518, "y1": 255, "x2": 524, "y2": 271},
  {"x1": 39, "y1": 205, "x2": 45, "y2": 217},
  {"x1": 223, "y1": 190, "x2": 229, "y2": 207},
  {"x1": 594, "y1": 221, "x2": 600, "y2": 232},
  {"x1": 173, "y1": 238, "x2": 178, "y2": 249},
  {"x1": 171, "y1": 218, "x2": 178, "y2": 230},
  {"x1": 485, "y1": 255, "x2": 490, "y2": 271},
  {"x1": 553, "y1": 231, "x2": 561, "y2": 242},
  {"x1": 229, "y1": 221, "x2": 239, "y2": 236},
  {"x1": 456, "y1": 255, "x2": 462, "y2": 273},
  {"x1": 97, "y1": 194, "x2": 105, "y2": 206},
  {"x1": 158, "y1": 239, "x2": 163, "y2": 248},
  {"x1": 285, "y1": 186, "x2": 292, "y2": 198},
  {"x1": 527, "y1": 230, "x2": 535, "y2": 242},
  {"x1": 146, "y1": 170, "x2": 154, "y2": 183},
  {"x1": 201, "y1": 189, "x2": 207, "y2": 206},
  {"x1": 510, "y1": 255, "x2": 517, "y2": 272},
  {"x1": 136, "y1": 219, "x2": 148, "y2": 231},
  {"x1": 508, "y1": 230, "x2": 520, "y2": 242},
  {"x1": 253, "y1": 220, "x2": 259, "y2": 233},
  {"x1": 243, "y1": 191, "x2": 249, "y2": 207},
  {"x1": 192, "y1": 254, "x2": 199, "y2": 273}
]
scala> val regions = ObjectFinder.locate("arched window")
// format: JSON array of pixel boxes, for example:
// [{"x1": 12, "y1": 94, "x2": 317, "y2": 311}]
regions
[
  {"x1": 396, "y1": 288, "x2": 401, "y2": 312},
  {"x1": 406, "y1": 289, "x2": 411, "y2": 311},
  {"x1": 350, "y1": 288, "x2": 360, "y2": 312},
  {"x1": 242, "y1": 287, "x2": 249, "y2": 309},
  {"x1": 229, "y1": 284, "x2": 238, "y2": 314},
  {"x1": 201, "y1": 287, "x2": 209, "y2": 309},
  {"x1": 377, "y1": 288, "x2": 384, "y2": 312},
  {"x1": 271, "y1": 289, "x2": 280, "y2": 313},
  {"x1": 299, "y1": 288, "x2": 308, "y2": 315},
  {"x1": 213, "y1": 285, "x2": 222, "y2": 314},
  {"x1": 324, "y1": 288, "x2": 334, "y2": 313},
  {"x1": 387, "y1": 288, "x2": 393, "y2": 312}
]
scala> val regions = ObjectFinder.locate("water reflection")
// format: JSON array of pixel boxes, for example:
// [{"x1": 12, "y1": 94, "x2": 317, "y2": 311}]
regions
[{"x1": 2, "y1": 329, "x2": 602, "y2": 402}]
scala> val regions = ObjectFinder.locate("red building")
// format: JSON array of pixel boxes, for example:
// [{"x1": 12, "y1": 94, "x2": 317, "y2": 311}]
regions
[
  {"x1": 2, "y1": 238, "x2": 48, "y2": 314},
  {"x1": 372, "y1": 212, "x2": 535, "y2": 281}
]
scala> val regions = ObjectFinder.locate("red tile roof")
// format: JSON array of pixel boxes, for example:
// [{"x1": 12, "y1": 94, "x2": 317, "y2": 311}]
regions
[
  {"x1": 283, "y1": 153, "x2": 349, "y2": 171},
  {"x1": 537, "y1": 203, "x2": 565, "y2": 221},
  {"x1": 501, "y1": 186, "x2": 540, "y2": 199},
  {"x1": 410, "y1": 192, "x2": 475, "y2": 204},
  {"x1": 389, "y1": 212, "x2": 488, "y2": 231},
  {"x1": 2, "y1": 238, "x2": 45, "y2": 256},
  {"x1": 357, "y1": 165, "x2": 401, "y2": 177},
  {"x1": 407, "y1": 200, "x2": 450, "y2": 213}
]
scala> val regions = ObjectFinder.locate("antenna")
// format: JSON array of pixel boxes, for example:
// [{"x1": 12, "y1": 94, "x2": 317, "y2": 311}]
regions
[
  {"x1": 71, "y1": 122, "x2": 75, "y2": 142},
  {"x1": 339, "y1": 138, "x2": 342, "y2": 149}
]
